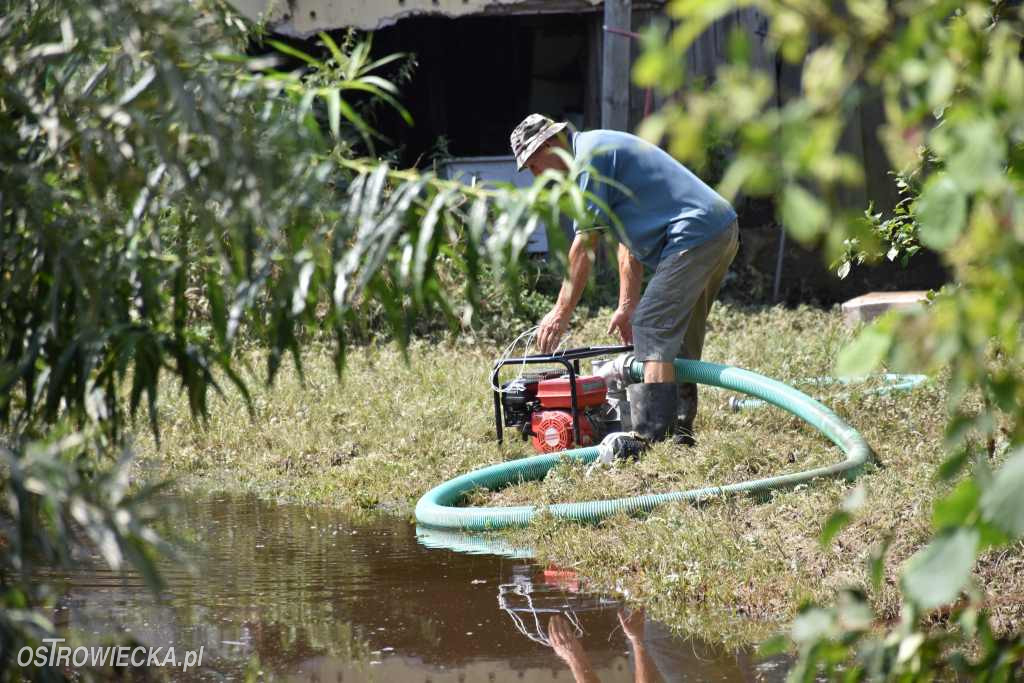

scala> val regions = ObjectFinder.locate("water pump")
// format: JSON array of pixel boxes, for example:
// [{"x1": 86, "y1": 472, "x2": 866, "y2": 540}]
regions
[{"x1": 492, "y1": 346, "x2": 638, "y2": 454}]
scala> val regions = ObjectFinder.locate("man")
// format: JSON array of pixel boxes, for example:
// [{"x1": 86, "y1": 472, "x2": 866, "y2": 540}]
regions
[{"x1": 509, "y1": 113, "x2": 738, "y2": 444}]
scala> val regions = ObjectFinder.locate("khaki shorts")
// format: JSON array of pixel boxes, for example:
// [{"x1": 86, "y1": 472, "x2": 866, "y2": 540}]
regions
[{"x1": 631, "y1": 221, "x2": 739, "y2": 363}]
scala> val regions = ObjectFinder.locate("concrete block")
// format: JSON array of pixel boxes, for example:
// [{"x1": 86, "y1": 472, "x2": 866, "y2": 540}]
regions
[{"x1": 841, "y1": 291, "x2": 929, "y2": 326}]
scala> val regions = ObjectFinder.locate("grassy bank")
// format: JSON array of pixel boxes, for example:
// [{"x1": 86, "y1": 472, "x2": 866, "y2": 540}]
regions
[{"x1": 136, "y1": 304, "x2": 1023, "y2": 645}]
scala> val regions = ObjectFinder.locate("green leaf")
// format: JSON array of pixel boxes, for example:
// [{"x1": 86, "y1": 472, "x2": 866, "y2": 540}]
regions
[
  {"x1": 267, "y1": 39, "x2": 325, "y2": 69},
  {"x1": 323, "y1": 88, "x2": 341, "y2": 139},
  {"x1": 343, "y1": 81, "x2": 413, "y2": 125},
  {"x1": 820, "y1": 510, "x2": 852, "y2": 548},
  {"x1": 915, "y1": 175, "x2": 966, "y2": 250},
  {"x1": 943, "y1": 413, "x2": 976, "y2": 452},
  {"x1": 360, "y1": 75, "x2": 401, "y2": 96},
  {"x1": 318, "y1": 32, "x2": 347, "y2": 67},
  {"x1": 360, "y1": 52, "x2": 409, "y2": 76},
  {"x1": 213, "y1": 355, "x2": 253, "y2": 419},
  {"x1": 896, "y1": 632, "x2": 925, "y2": 664},
  {"x1": 835, "y1": 589, "x2": 873, "y2": 631},
  {"x1": 867, "y1": 537, "x2": 891, "y2": 592},
  {"x1": 346, "y1": 39, "x2": 370, "y2": 80},
  {"x1": 927, "y1": 60, "x2": 956, "y2": 109},
  {"x1": 667, "y1": 0, "x2": 741, "y2": 54},
  {"x1": 791, "y1": 607, "x2": 836, "y2": 644},
  {"x1": 958, "y1": 606, "x2": 979, "y2": 639},
  {"x1": 413, "y1": 190, "x2": 450, "y2": 305},
  {"x1": 297, "y1": 88, "x2": 317, "y2": 123},
  {"x1": 975, "y1": 519, "x2": 1011, "y2": 551},
  {"x1": 901, "y1": 528, "x2": 979, "y2": 609},
  {"x1": 802, "y1": 45, "x2": 845, "y2": 108},
  {"x1": 944, "y1": 119, "x2": 1006, "y2": 193},
  {"x1": 836, "y1": 325, "x2": 891, "y2": 376},
  {"x1": 338, "y1": 97, "x2": 382, "y2": 150},
  {"x1": 979, "y1": 447, "x2": 1024, "y2": 538},
  {"x1": 206, "y1": 271, "x2": 227, "y2": 345},
  {"x1": 937, "y1": 449, "x2": 969, "y2": 481},
  {"x1": 932, "y1": 478, "x2": 979, "y2": 531},
  {"x1": 727, "y1": 26, "x2": 751, "y2": 65},
  {"x1": 781, "y1": 184, "x2": 828, "y2": 242},
  {"x1": 757, "y1": 634, "x2": 789, "y2": 656}
]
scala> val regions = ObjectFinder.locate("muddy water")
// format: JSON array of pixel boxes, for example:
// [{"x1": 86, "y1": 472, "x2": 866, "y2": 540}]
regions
[{"x1": 55, "y1": 496, "x2": 787, "y2": 681}]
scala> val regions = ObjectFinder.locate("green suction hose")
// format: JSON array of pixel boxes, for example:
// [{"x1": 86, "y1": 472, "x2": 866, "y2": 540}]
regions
[
  {"x1": 726, "y1": 373, "x2": 927, "y2": 411},
  {"x1": 415, "y1": 358, "x2": 903, "y2": 531}
]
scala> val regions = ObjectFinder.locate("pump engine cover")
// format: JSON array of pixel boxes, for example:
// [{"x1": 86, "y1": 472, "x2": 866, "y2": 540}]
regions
[
  {"x1": 536, "y1": 376, "x2": 607, "y2": 409},
  {"x1": 530, "y1": 410, "x2": 595, "y2": 453}
]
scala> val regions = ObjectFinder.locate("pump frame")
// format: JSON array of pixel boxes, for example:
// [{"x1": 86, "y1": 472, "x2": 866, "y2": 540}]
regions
[{"x1": 491, "y1": 345, "x2": 633, "y2": 447}]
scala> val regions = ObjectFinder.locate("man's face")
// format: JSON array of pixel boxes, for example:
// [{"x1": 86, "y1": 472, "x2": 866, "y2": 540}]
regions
[{"x1": 524, "y1": 142, "x2": 568, "y2": 177}]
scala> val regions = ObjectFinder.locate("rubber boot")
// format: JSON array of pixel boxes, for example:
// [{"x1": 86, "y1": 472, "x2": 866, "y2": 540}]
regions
[
  {"x1": 674, "y1": 382, "x2": 698, "y2": 446},
  {"x1": 627, "y1": 382, "x2": 679, "y2": 443}
]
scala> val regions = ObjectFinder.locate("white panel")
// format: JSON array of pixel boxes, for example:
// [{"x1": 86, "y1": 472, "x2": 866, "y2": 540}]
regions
[{"x1": 440, "y1": 156, "x2": 549, "y2": 253}]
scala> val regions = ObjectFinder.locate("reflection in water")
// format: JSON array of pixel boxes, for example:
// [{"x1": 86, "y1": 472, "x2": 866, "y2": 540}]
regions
[
  {"x1": 491, "y1": 558, "x2": 784, "y2": 683},
  {"x1": 51, "y1": 496, "x2": 786, "y2": 681}
]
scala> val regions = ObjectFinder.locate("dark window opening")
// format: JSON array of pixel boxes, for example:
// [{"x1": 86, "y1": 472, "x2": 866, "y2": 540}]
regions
[{"x1": 371, "y1": 13, "x2": 591, "y2": 167}]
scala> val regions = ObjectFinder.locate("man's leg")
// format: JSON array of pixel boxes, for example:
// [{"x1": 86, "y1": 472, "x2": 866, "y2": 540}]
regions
[
  {"x1": 643, "y1": 362, "x2": 676, "y2": 382},
  {"x1": 675, "y1": 222, "x2": 739, "y2": 444},
  {"x1": 630, "y1": 222, "x2": 737, "y2": 442}
]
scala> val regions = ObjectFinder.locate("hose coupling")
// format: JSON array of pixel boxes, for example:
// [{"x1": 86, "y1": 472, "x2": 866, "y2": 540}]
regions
[
  {"x1": 587, "y1": 432, "x2": 648, "y2": 475},
  {"x1": 594, "y1": 352, "x2": 637, "y2": 387}
]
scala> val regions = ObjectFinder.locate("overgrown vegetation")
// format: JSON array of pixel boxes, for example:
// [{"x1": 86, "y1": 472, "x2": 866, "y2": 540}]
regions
[
  {"x1": 833, "y1": 171, "x2": 924, "y2": 280},
  {"x1": 0, "y1": 0, "x2": 600, "y2": 678},
  {"x1": 637, "y1": 0, "x2": 1024, "y2": 678}
]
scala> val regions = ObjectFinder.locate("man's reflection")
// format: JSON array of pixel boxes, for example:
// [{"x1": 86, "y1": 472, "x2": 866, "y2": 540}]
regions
[{"x1": 549, "y1": 608, "x2": 664, "y2": 683}]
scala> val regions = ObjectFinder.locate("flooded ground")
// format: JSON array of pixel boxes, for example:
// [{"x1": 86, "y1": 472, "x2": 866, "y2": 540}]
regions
[{"x1": 52, "y1": 495, "x2": 787, "y2": 681}]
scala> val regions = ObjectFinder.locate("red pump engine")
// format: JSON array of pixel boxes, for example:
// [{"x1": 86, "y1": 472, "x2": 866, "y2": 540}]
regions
[{"x1": 500, "y1": 373, "x2": 609, "y2": 453}]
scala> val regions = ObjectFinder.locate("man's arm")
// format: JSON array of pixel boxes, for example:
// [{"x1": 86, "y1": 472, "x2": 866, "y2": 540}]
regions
[
  {"x1": 536, "y1": 232, "x2": 598, "y2": 353},
  {"x1": 548, "y1": 615, "x2": 602, "y2": 683},
  {"x1": 607, "y1": 243, "x2": 643, "y2": 344},
  {"x1": 619, "y1": 609, "x2": 664, "y2": 683}
]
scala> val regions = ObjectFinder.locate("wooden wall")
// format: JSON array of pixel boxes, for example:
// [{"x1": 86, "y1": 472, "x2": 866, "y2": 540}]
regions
[
  {"x1": 616, "y1": 8, "x2": 945, "y2": 302},
  {"x1": 626, "y1": 7, "x2": 899, "y2": 213}
]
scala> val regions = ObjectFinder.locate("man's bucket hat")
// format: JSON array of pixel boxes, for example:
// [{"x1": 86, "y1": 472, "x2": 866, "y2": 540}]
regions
[{"x1": 510, "y1": 113, "x2": 568, "y2": 171}]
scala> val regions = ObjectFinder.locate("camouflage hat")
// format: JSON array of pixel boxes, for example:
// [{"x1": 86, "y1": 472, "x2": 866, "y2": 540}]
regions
[{"x1": 510, "y1": 113, "x2": 568, "y2": 171}]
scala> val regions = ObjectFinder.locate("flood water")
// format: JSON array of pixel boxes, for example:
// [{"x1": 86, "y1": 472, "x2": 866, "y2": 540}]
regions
[{"x1": 52, "y1": 495, "x2": 788, "y2": 681}]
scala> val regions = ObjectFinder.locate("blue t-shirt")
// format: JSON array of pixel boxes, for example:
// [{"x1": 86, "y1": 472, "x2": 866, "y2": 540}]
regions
[{"x1": 572, "y1": 130, "x2": 736, "y2": 269}]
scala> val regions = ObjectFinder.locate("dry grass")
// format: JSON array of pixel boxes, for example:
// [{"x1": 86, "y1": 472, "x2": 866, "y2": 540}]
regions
[{"x1": 135, "y1": 303, "x2": 1024, "y2": 645}]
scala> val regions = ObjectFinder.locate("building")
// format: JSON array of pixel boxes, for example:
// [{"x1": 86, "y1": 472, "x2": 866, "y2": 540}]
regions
[
  {"x1": 230, "y1": 0, "x2": 949, "y2": 300},
  {"x1": 231, "y1": 1, "x2": 663, "y2": 143}
]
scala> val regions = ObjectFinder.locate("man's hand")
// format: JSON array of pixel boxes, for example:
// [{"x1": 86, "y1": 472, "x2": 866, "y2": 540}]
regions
[
  {"x1": 606, "y1": 305, "x2": 634, "y2": 345},
  {"x1": 537, "y1": 306, "x2": 570, "y2": 354},
  {"x1": 548, "y1": 614, "x2": 586, "y2": 662},
  {"x1": 618, "y1": 607, "x2": 645, "y2": 642}
]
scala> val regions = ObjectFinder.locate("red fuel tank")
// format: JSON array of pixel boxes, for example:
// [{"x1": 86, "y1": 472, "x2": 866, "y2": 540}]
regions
[{"x1": 535, "y1": 375, "x2": 607, "y2": 409}]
